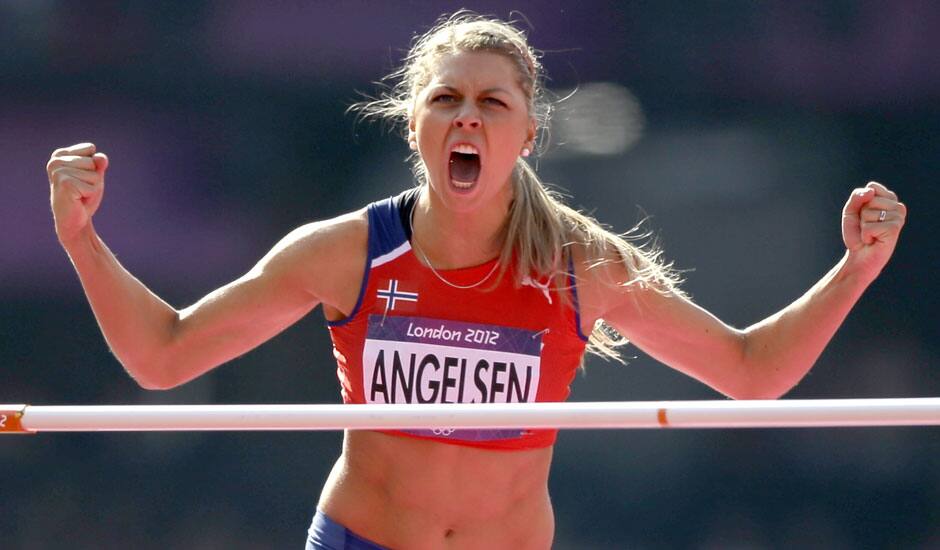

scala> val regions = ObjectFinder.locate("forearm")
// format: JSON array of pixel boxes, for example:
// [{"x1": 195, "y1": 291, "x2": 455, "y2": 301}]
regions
[
  {"x1": 62, "y1": 224, "x2": 179, "y2": 388},
  {"x1": 741, "y1": 251, "x2": 873, "y2": 398}
]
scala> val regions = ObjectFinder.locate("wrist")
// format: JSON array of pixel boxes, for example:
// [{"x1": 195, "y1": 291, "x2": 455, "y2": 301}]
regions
[
  {"x1": 59, "y1": 223, "x2": 101, "y2": 260},
  {"x1": 840, "y1": 249, "x2": 880, "y2": 287}
]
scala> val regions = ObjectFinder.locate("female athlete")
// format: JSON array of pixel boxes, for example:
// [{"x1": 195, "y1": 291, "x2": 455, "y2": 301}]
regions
[{"x1": 46, "y1": 12, "x2": 907, "y2": 550}]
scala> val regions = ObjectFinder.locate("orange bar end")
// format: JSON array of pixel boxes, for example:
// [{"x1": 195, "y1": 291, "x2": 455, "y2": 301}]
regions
[{"x1": 0, "y1": 405, "x2": 33, "y2": 434}]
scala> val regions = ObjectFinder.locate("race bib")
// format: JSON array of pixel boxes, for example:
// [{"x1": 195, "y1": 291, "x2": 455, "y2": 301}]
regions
[{"x1": 363, "y1": 315, "x2": 543, "y2": 441}]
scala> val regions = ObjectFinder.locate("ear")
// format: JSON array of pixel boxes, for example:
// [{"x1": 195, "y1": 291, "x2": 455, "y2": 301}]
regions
[
  {"x1": 526, "y1": 116, "x2": 537, "y2": 145},
  {"x1": 406, "y1": 116, "x2": 418, "y2": 150}
]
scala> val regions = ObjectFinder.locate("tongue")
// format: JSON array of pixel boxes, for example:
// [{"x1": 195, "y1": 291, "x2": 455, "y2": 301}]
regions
[{"x1": 449, "y1": 152, "x2": 481, "y2": 182}]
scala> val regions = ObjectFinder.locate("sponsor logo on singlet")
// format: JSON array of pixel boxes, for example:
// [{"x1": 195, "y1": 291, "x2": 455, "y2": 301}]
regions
[{"x1": 363, "y1": 314, "x2": 542, "y2": 441}]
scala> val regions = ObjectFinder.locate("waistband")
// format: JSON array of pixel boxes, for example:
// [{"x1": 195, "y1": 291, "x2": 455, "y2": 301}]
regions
[{"x1": 306, "y1": 509, "x2": 388, "y2": 550}]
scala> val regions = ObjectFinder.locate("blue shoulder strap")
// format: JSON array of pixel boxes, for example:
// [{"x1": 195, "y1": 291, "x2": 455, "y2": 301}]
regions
[
  {"x1": 366, "y1": 194, "x2": 409, "y2": 260},
  {"x1": 328, "y1": 190, "x2": 414, "y2": 327}
]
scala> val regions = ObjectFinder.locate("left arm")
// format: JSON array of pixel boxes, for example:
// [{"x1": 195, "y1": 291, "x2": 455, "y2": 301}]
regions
[{"x1": 579, "y1": 181, "x2": 907, "y2": 399}]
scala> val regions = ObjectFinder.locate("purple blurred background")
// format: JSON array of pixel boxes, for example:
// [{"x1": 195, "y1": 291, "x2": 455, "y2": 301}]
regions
[{"x1": 1, "y1": 1, "x2": 937, "y2": 548}]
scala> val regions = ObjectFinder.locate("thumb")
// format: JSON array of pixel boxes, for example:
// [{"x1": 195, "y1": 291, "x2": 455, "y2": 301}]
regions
[{"x1": 93, "y1": 152, "x2": 109, "y2": 173}]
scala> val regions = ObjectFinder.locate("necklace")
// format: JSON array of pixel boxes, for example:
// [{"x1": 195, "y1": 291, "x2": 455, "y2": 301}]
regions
[{"x1": 409, "y1": 208, "x2": 500, "y2": 290}]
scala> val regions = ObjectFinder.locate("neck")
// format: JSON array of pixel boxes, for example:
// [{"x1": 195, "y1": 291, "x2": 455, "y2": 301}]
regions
[{"x1": 412, "y1": 184, "x2": 511, "y2": 270}]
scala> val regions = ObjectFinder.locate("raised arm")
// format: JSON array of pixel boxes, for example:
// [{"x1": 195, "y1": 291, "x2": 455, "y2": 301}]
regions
[
  {"x1": 577, "y1": 182, "x2": 907, "y2": 399},
  {"x1": 48, "y1": 143, "x2": 366, "y2": 389}
]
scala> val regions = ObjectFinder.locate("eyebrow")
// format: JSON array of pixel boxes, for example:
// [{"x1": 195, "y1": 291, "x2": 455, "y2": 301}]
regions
[{"x1": 433, "y1": 85, "x2": 512, "y2": 95}]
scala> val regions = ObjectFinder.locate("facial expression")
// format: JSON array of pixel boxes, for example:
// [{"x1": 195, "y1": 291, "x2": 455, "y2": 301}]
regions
[{"x1": 410, "y1": 51, "x2": 535, "y2": 213}]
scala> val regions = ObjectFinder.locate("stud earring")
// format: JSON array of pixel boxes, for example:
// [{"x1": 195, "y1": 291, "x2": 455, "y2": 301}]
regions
[
  {"x1": 409, "y1": 140, "x2": 418, "y2": 151},
  {"x1": 521, "y1": 147, "x2": 531, "y2": 158}
]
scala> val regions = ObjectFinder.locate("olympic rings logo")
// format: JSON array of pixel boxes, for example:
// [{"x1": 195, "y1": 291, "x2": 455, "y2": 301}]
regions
[{"x1": 432, "y1": 428, "x2": 455, "y2": 436}]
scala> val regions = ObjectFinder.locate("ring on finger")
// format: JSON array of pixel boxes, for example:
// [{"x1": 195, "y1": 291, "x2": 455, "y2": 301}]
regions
[{"x1": 878, "y1": 210, "x2": 887, "y2": 222}]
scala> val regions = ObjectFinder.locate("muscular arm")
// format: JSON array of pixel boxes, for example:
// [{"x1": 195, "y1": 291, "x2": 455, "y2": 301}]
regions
[
  {"x1": 578, "y1": 182, "x2": 906, "y2": 399},
  {"x1": 589, "y1": 253, "x2": 868, "y2": 399},
  {"x1": 49, "y1": 143, "x2": 368, "y2": 390},
  {"x1": 63, "y1": 215, "x2": 364, "y2": 389}
]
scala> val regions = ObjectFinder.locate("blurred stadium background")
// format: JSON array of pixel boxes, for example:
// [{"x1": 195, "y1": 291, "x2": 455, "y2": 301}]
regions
[{"x1": 1, "y1": 1, "x2": 937, "y2": 548}]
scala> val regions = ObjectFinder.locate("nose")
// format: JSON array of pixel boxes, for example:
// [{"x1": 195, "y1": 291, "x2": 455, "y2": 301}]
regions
[{"x1": 453, "y1": 105, "x2": 481, "y2": 130}]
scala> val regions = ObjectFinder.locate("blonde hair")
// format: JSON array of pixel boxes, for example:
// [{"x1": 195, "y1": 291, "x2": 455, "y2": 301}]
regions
[{"x1": 352, "y1": 11, "x2": 684, "y2": 362}]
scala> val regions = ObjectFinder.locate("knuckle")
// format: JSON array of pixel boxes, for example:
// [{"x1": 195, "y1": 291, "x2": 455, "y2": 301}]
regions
[
  {"x1": 52, "y1": 166, "x2": 75, "y2": 181},
  {"x1": 49, "y1": 167, "x2": 66, "y2": 182}
]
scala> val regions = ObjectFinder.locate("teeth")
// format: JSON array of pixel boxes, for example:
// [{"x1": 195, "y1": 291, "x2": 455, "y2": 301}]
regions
[
  {"x1": 452, "y1": 180, "x2": 474, "y2": 188},
  {"x1": 451, "y1": 144, "x2": 479, "y2": 155}
]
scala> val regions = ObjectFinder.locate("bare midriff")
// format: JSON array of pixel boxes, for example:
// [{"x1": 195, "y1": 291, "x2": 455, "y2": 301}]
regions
[{"x1": 318, "y1": 430, "x2": 555, "y2": 549}]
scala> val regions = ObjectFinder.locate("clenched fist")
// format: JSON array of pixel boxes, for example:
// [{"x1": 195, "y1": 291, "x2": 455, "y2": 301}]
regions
[
  {"x1": 841, "y1": 181, "x2": 907, "y2": 282},
  {"x1": 47, "y1": 142, "x2": 109, "y2": 246}
]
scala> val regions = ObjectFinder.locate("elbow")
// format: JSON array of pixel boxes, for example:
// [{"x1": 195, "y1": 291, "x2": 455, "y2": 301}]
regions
[
  {"x1": 727, "y1": 385, "x2": 789, "y2": 401},
  {"x1": 727, "y1": 365, "x2": 794, "y2": 400},
  {"x1": 127, "y1": 313, "x2": 184, "y2": 390},
  {"x1": 707, "y1": 371, "x2": 791, "y2": 400},
  {"x1": 134, "y1": 374, "x2": 177, "y2": 391},
  {"x1": 123, "y1": 353, "x2": 181, "y2": 391},
  {"x1": 730, "y1": 332, "x2": 791, "y2": 400}
]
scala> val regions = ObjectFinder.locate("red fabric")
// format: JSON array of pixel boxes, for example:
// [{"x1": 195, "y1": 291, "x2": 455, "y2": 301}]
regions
[{"x1": 329, "y1": 249, "x2": 587, "y2": 451}]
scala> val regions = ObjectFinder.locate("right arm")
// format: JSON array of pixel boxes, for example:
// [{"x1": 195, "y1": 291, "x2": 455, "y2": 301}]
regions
[{"x1": 48, "y1": 143, "x2": 365, "y2": 389}]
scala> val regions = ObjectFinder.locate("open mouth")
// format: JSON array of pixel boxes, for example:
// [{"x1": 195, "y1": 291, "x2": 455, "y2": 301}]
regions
[{"x1": 448, "y1": 151, "x2": 481, "y2": 189}]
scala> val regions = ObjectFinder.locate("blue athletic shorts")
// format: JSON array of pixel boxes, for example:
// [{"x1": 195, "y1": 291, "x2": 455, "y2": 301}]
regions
[{"x1": 305, "y1": 509, "x2": 389, "y2": 550}]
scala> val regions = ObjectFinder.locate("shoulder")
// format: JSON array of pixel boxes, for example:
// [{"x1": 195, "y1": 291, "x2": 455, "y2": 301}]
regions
[
  {"x1": 269, "y1": 208, "x2": 367, "y2": 266},
  {"x1": 261, "y1": 208, "x2": 369, "y2": 309},
  {"x1": 569, "y1": 239, "x2": 628, "y2": 331},
  {"x1": 568, "y1": 230, "x2": 680, "y2": 328},
  {"x1": 293, "y1": 208, "x2": 368, "y2": 254}
]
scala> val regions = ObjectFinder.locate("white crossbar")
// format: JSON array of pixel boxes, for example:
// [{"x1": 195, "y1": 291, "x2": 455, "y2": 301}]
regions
[{"x1": 2, "y1": 399, "x2": 939, "y2": 433}]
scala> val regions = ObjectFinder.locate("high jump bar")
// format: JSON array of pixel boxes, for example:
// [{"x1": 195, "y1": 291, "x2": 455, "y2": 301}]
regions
[{"x1": 2, "y1": 399, "x2": 939, "y2": 433}]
